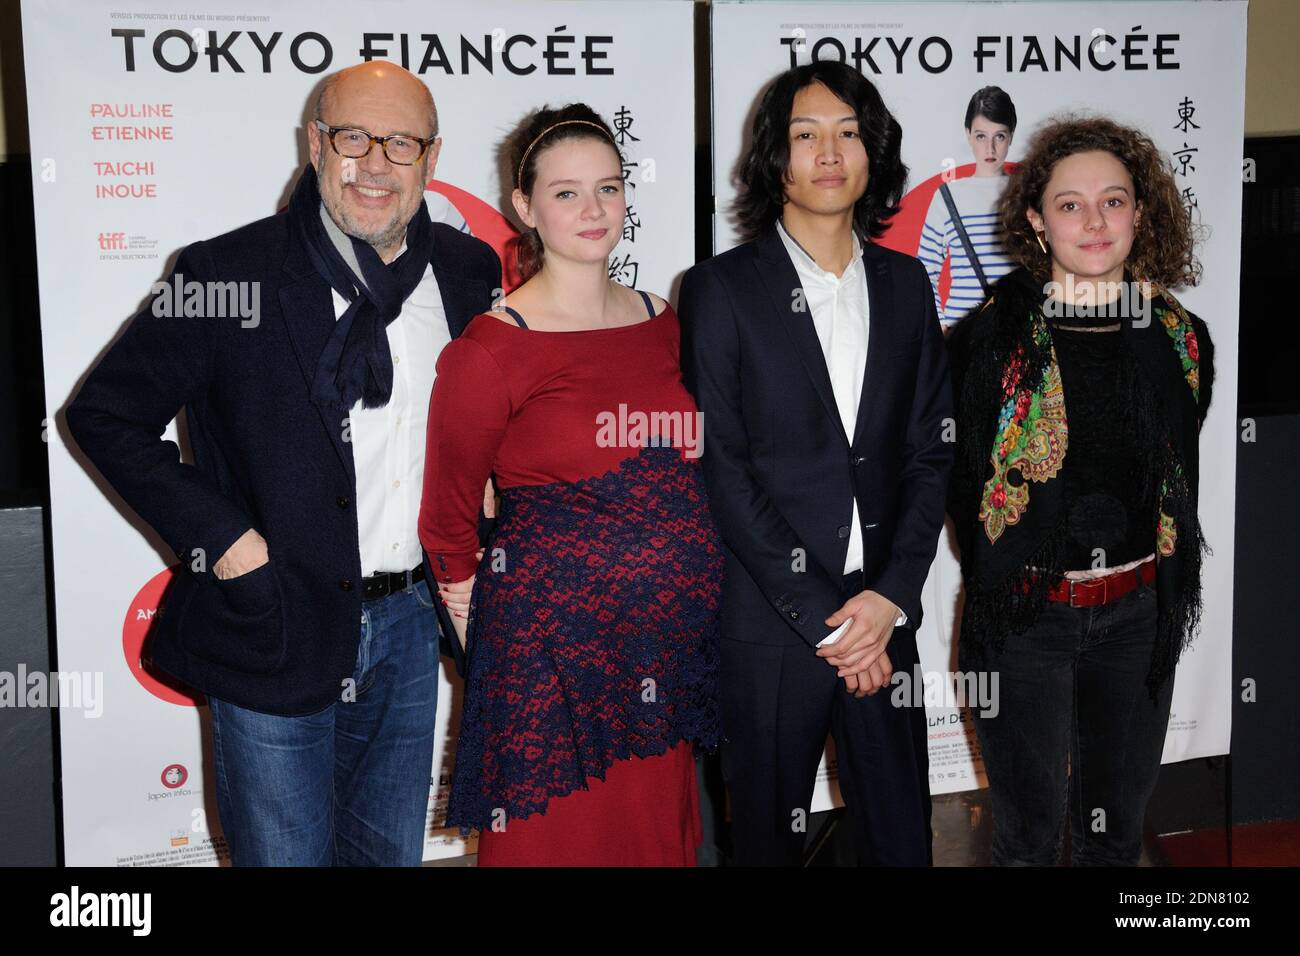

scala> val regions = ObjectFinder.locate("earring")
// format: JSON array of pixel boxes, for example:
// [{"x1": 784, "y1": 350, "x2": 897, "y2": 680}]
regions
[{"x1": 1035, "y1": 231, "x2": 1048, "y2": 255}]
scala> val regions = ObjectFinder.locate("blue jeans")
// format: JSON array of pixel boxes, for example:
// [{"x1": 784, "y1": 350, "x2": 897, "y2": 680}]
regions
[
  {"x1": 208, "y1": 577, "x2": 440, "y2": 866},
  {"x1": 961, "y1": 576, "x2": 1172, "y2": 866}
]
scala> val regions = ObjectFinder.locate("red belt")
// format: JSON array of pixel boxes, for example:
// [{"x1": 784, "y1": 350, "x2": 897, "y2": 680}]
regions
[{"x1": 1044, "y1": 559, "x2": 1156, "y2": 607}]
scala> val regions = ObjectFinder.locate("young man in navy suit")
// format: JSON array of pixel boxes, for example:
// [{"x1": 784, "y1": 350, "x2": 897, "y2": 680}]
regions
[
  {"x1": 679, "y1": 61, "x2": 953, "y2": 866},
  {"x1": 67, "y1": 62, "x2": 500, "y2": 865}
]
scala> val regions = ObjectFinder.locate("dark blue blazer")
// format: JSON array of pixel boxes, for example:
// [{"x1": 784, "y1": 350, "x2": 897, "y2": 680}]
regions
[
  {"x1": 66, "y1": 211, "x2": 500, "y2": 715},
  {"x1": 677, "y1": 227, "x2": 953, "y2": 648}
]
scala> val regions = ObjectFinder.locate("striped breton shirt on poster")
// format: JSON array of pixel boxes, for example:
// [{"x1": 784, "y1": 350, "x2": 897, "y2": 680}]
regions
[{"x1": 917, "y1": 175, "x2": 1016, "y2": 323}]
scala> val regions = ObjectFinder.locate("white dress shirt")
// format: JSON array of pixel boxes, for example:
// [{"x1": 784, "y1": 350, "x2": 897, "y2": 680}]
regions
[
  {"x1": 331, "y1": 248, "x2": 449, "y2": 576},
  {"x1": 775, "y1": 219, "x2": 906, "y2": 644}
]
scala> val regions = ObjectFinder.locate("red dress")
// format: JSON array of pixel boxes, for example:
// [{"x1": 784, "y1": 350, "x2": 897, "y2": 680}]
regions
[{"x1": 419, "y1": 295, "x2": 722, "y2": 867}]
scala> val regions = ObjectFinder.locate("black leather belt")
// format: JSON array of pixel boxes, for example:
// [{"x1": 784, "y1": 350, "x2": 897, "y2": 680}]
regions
[{"x1": 361, "y1": 564, "x2": 424, "y2": 603}]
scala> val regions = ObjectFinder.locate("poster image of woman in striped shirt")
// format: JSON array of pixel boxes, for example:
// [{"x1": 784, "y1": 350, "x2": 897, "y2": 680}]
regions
[{"x1": 918, "y1": 86, "x2": 1019, "y2": 323}]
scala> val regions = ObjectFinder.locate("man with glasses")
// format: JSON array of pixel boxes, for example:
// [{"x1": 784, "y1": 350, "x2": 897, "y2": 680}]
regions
[{"x1": 67, "y1": 61, "x2": 501, "y2": 865}]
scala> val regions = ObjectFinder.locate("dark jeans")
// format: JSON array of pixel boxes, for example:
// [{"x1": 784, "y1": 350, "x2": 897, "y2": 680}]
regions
[
  {"x1": 208, "y1": 577, "x2": 440, "y2": 866},
  {"x1": 961, "y1": 576, "x2": 1172, "y2": 866}
]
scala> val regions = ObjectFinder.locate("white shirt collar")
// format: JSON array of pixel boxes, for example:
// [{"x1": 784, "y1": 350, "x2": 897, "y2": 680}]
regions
[{"x1": 776, "y1": 217, "x2": 864, "y2": 282}]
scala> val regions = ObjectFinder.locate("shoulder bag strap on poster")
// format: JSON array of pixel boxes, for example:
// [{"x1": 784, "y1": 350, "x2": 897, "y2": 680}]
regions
[{"x1": 939, "y1": 182, "x2": 991, "y2": 296}]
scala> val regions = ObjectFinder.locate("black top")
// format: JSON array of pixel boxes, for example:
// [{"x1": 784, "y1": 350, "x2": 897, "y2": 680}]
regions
[
  {"x1": 946, "y1": 267, "x2": 1216, "y2": 689},
  {"x1": 1048, "y1": 315, "x2": 1158, "y2": 571}
]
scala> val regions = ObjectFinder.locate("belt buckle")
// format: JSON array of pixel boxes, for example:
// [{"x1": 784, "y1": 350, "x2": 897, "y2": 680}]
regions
[
  {"x1": 363, "y1": 567, "x2": 415, "y2": 603},
  {"x1": 1070, "y1": 572, "x2": 1120, "y2": 607},
  {"x1": 363, "y1": 575, "x2": 389, "y2": 603},
  {"x1": 1068, "y1": 577, "x2": 1101, "y2": 608}
]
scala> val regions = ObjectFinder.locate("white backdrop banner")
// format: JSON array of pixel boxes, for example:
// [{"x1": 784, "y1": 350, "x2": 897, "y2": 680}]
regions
[
  {"x1": 710, "y1": 0, "x2": 1244, "y2": 808},
  {"x1": 23, "y1": 0, "x2": 695, "y2": 865}
]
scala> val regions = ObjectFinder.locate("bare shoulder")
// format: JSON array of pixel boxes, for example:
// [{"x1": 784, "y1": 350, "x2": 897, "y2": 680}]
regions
[
  {"x1": 644, "y1": 290, "x2": 669, "y2": 314},
  {"x1": 482, "y1": 308, "x2": 518, "y2": 327}
]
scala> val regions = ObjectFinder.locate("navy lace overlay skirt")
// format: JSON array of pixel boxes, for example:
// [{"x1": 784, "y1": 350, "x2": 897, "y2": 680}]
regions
[{"x1": 447, "y1": 444, "x2": 723, "y2": 830}]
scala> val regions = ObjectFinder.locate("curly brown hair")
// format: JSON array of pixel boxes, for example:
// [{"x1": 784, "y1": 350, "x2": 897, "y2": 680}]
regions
[{"x1": 999, "y1": 114, "x2": 1201, "y2": 288}]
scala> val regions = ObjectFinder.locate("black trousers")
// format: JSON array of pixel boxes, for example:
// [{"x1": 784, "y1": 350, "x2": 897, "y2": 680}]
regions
[
  {"x1": 961, "y1": 576, "x2": 1171, "y2": 866},
  {"x1": 720, "y1": 572, "x2": 933, "y2": 866}
]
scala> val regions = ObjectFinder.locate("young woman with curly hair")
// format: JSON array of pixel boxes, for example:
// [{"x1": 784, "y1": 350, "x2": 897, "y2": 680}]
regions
[{"x1": 946, "y1": 115, "x2": 1215, "y2": 865}]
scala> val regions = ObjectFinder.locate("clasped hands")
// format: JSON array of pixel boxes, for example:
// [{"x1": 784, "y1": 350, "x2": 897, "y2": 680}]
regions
[{"x1": 820, "y1": 589, "x2": 901, "y2": 699}]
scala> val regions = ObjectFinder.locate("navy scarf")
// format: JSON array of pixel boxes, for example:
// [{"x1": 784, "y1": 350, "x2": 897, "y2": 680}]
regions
[{"x1": 288, "y1": 163, "x2": 435, "y2": 410}]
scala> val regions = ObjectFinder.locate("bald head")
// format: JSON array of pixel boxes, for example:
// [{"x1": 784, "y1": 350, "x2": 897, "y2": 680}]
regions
[
  {"x1": 307, "y1": 60, "x2": 443, "y2": 262},
  {"x1": 315, "y1": 61, "x2": 438, "y2": 140}
]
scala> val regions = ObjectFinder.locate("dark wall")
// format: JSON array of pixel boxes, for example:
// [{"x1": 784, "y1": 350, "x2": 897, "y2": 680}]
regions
[
  {"x1": 1229, "y1": 413, "x2": 1300, "y2": 825},
  {"x1": 0, "y1": 508, "x2": 59, "y2": 866}
]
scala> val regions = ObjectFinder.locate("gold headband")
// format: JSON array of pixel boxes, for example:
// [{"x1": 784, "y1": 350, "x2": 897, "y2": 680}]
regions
[{"x1": 516, "y1": 119, "x2": 616, "y2": 193}]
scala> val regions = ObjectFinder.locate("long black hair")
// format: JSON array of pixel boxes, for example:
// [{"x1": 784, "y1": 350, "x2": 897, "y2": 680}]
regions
[{"x1": 733, "y1": 60, "x2": 908, "y2": 243}]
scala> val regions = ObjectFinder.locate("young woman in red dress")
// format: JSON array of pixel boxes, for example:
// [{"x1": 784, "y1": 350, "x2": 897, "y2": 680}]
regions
[{"x1": 418, "y1": 104, "x2": 722, "y2": 866}]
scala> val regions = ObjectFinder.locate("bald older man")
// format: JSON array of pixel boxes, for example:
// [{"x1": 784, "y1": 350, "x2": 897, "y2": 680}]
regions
[{"x1": 67, "y1": 63, "x2": 502, "y2": 866}]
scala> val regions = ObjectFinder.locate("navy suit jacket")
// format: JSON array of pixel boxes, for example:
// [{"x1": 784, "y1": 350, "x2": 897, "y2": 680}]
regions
[
  {"x1": 677, "y1": 227, "x2": 953, "y2": 649},
  {"x1": 66, "y1": 211, "x2": 500, "y2": 715}
]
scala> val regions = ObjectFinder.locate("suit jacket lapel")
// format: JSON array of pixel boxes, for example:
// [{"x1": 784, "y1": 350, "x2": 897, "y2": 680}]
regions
[
  {"x1": 851, "y1": 242, "x2": 895, "y2": 449},
  {"x1": 754, "y1": 229, "x2": 849, "y2": 446},
  {"x1": 431, "y1": 264, "x2": 490, "y2": 340},
  {"x1": 279, "y1": 237, "x2": 356, "y2": 484}
]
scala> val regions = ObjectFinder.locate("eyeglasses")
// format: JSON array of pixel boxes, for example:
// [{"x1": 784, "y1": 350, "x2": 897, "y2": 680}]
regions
[{"x1": 314, "y1": 120, "x2": 436, "y2": 166}]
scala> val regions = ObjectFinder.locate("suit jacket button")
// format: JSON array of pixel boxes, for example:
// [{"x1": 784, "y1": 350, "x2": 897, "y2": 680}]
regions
[
  {"x1": 837, "y1": 525, "x2": 850, "y2": 539},
  {"x1": 853, "y1": 455, "x2": 866, "y2": 466},
  {"x1": 337, "y1": 495, "x2": 350, "y2": 508},
  {"x1": 339, "y1": 579, "x2": 353, "y2": 591}
]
